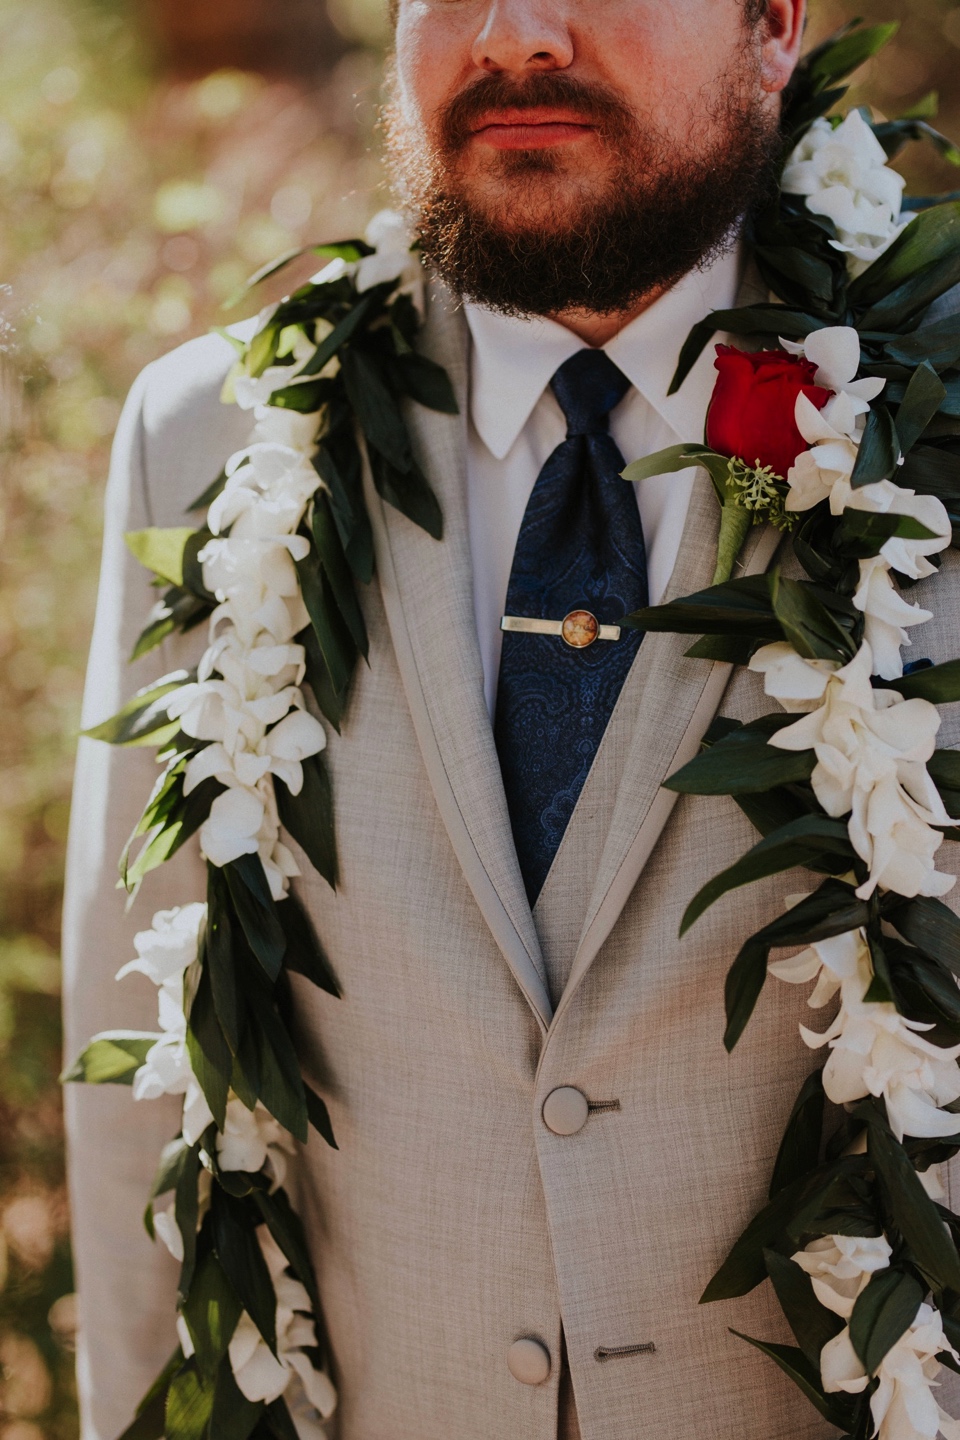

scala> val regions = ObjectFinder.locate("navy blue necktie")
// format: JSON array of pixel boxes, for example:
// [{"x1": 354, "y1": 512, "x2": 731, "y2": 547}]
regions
[{"x1": 494, "y1": 349, "x2": 649, "y2": 905}]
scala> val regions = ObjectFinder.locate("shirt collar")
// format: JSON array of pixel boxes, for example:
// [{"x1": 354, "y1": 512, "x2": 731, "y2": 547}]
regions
[{"x1": 465, "y1": 243, "x2": 744, "y2": 462}]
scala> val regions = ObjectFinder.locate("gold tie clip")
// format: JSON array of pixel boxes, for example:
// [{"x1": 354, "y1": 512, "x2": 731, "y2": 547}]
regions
[{"x1": 500, "y1": 609, "x2": 621, "y2": 649}]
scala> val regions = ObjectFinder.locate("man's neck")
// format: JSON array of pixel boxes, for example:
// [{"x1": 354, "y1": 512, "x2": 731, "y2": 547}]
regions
[{"x1": 549, "y1": 284, "x2": 670, "y2": 347}]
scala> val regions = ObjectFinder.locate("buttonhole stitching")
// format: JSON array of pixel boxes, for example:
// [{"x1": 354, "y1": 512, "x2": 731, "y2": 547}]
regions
[
  {"x1": 595, "y1": 1342, "x2": 656, "y2": 1362},
  {"x1": 587, "y1": 1099, "x2": 621, "y2": 1114}
]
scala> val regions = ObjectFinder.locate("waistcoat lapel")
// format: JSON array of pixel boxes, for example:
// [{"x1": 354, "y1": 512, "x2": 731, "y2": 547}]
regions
[{"x1": 363, "y1": 276, "x2": 553, "y2": 1031}]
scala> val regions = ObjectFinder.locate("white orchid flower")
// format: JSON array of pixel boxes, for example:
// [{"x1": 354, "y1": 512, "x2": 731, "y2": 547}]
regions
[
  {"x1": 184, "y1": 742, "x2": 274, "y2": 795},
  {"x1": 201, "y1": 534, "x2": 311, "y2": 596},
  {"x1": 309, "y1": 211, "x2": 423, "y2": 309},
  {"x1": 175, "y1": 672, "x2": 306, "y2": 752},
  {"x1": 772, "y1": 925, "x2": 960, "y2": 1140},
  {"x1": 208, "y1": 443, "x2": 321, "y2": 541},
  {"x1": 259, "y1": 710, "x2": 327, "y2": 795},
  {"x1": 182, "y1": 714, "x2": 324, "y2": 802},
  {"x1": 748, "y1": 642, "x2": 839, "y2": 712},
  {"x1": 131, "y1": 978, "x2": 215, "y2": 1145},
  {"x1": 785, "y1": 462, "x2": 949, "y2": 681},
  {"x1": 153, "y1": 1168, "x2": 212, "y2": 1264},
  {"x1": 840, "y1": 482, "x2": 949, "y2": 679},
  {"x1": 755, "y1": 643, "x2": 956, "y2": 901},
  {"x1": 210, "y1": 594, "x2": 309, "y2": 652},
  {"x1": 169, "y1": 679, "x2": 263, "y2": 755},
  {"x1": 769, "y1": 927, "x2": 865, "y2": 1002},
  {"x1": 201, "y1": 536, "x2": 310, "y2": 647},
  {"x1": 153, "y1": 1206, "x2": 184, "y2": 1262},
  {"x1": 793, "y1": 1237, "x2": 960, "y2": 1440},
  {"x1": 819, "y1": 1326, "x2": 873, "y2": 1399},
  {"x1": 778, "y1": 327, "x2": 949, "y2": 679},
  {"x1": 125, "y1": 916, "x2": 304, "y2": 1168},
  {"x1": 357, "y1": 208, "x2": 424, "y2": 311},
  {"x1": 782, "y1": 111, "x2": 907, "y2": 275},
  {"x1": 226, "y1": 1231, "x2": 337, "y2": 1419},
  {"x1": 853, "y1": 555, "x2": 923, "y2": 682},
  {"x1": 234, "y1": 327, "x2": 325, "y2": 414},
  {"x1": 251, "y1": 402, "x2": 321, "y2": 452},
  {"x1": 233, "y1": 639, "x2": 307, "y2": 684},
  {"x1": 791, "y1": 1234, "x2": 893, "y2": 1318},
  {"x1": 216, "y1": 1098, "x2": 295, "y2": 1186},
  {"x1": 233, "y1": 370, "x2": 310, "y2": 412},
  {"x1": 822, "y1": 1304, "x2": 960, "y2": 1440},
  {"x1": 199, "y1": 634, "x2": 306, "y2": 691},
  {"x1": 785, "y1": 413, "x2": 859, "y2": 513},
  {"x1": 259, "y1": 834, "x2": 301, "y2": 902},
  {"x1": 364, "y1": 208, "x2": 412, "y2": 255},
  {"x1": 781, "y1": 326, "x2": 886, "y2": 512},
  {"x1": 198, "y1": 785, "x2": 266, "y2": 868},
  {"x1": 782, "y1": 325, "x2": 885, "y2": 402},
  {"x1": 117, "y1": 903, "x2": 206, "y2": 987},
  {"x1": 844, "y1": 484, "x2": 951, "y2": 581}
]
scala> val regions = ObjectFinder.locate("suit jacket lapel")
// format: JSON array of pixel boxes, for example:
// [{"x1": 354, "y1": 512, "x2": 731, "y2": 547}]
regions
[
  {"x1": 364, "y1": 277, "x2": 553, "y2": 1031},
  {"x1": 552, "y1": 484, "x2": 781, "y2": 1025}
]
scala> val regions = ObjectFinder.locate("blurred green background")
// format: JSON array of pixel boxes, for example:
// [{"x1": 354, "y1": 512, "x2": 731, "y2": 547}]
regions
[{"x1": 0, "y1": 0, "x2": 957, "y2": 1433}]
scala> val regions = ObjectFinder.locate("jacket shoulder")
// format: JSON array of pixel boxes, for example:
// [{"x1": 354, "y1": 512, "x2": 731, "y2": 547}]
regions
[{"x1": 134, "y1": 328, "x2": 254, "y2": 525}]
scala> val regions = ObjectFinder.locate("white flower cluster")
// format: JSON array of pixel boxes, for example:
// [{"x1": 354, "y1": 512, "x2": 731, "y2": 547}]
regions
[
  {"x1": 104, "y1": 214, "x2": 417, "y2": 1436},
  {"x1": 163, "y1": 390, "x2": 325, "y2": 900},
  {"x1": 120, "y1": 906, "x2": 295, "y2": 1185},
  {"x1": 751, "y1": 316, "x2": 959, "y2": 1432},
  {"x1": 781, "y1": 326, "x2": 952, "y2": 681},
  {"x1": 793, "y1": 1236, "x2": 960, "y2": 1440},
  {"x1": 782, "y1": 109, "x2": 907, "y2": 276},
  {"x1": 753, "y1": 641, "x2": 956, "y2": 901},
  {"x1": 159, "y1": 210, "x2": 418, "y2": 899},
  {"x1": 716, "y1": 116, "x2": 955, "y2": 1436},
  {"x1": 311, "y1": 208, "x2": 424, "y2": 311},
  {"x1": 121, "y1": 906, "x2": 336, "y2": 1426},
  {"x1": 178, "y1": 1229, "x2": 337, "y2": 1433},
  {"x1": 771, "y1": 926, "x2": 960, "y2": 1140},
  {"x1": 231, "y1": 212, "x2": 420, "y2": 413},
  {"x1": 119, "y1": 903, "x2": 216, "y2": 1143}
]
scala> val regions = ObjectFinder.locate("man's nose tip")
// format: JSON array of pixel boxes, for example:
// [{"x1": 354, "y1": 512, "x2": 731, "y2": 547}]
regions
[
  {"x1": 478, "y1": 50, "x2": 564, "y2": 74},
  {"x1": 471, "y1": 7, "x2": 575, "y2": 75}
]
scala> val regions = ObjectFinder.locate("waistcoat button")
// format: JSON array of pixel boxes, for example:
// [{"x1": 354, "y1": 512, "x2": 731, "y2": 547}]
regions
[
  {"x1": 507, "y1": 1337, "x2": 552, "y2": 1386},
  {"x1": 542, "y1": 1087, "x2": 589, "y2": 1136}
]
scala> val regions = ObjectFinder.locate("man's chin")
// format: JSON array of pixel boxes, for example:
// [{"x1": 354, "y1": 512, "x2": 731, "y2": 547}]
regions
[{"x1": 457, "y1": 174, "x2": 617, "y2": 239}]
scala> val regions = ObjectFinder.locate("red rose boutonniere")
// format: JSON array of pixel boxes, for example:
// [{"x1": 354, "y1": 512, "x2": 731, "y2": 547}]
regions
[
  {"x1": 623, "y1": 345, "x2": 833, "y2": 584},
  {"x1": 706, "y1": 346, "x2": 832, "y2": 479}
]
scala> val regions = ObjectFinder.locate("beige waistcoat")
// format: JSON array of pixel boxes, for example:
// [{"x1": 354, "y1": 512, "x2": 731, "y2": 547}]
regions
[{"x1": 62, "y1": 275, "x2": 960, "y2": 1440}]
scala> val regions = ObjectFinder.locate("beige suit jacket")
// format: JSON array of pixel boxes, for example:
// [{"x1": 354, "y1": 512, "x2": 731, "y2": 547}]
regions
[{"x1": 62, "y1": 275, "x2": 960, "y2": 1440}]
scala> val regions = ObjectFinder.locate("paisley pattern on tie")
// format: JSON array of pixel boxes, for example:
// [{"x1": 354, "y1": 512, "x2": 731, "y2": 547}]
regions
[{"x1": 494, "y1": 349, "x2": 649, "y2": 904}]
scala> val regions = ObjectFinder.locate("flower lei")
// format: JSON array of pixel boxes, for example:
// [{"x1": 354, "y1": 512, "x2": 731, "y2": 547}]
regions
[
  {"x1": 622, "y1": 22, "x2": 960, "y2": 1440},
  {"x1": 67, "y1": 211, "x2": 455, "y2": 1440}
]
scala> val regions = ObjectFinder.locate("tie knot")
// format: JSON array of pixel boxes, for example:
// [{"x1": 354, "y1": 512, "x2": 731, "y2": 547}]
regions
[{"x1": 551, "y1": 349, "x2": 631, "y2": 438}]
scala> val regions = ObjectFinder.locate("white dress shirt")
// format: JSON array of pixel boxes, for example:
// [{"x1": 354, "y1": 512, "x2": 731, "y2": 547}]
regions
[{"x1": 465, "y1": 245, "x2": 743, "y2": 716}]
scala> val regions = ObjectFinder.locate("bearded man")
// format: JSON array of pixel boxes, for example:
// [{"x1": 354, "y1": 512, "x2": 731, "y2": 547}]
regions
[{"x1": 63, "y1": 3, "x2": 853, "y2": 1437}]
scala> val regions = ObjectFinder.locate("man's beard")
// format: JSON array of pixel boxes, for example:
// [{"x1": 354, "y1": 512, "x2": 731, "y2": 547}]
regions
[{"x1": 384, "y1": 68, "x2": 782, "y2": 318}]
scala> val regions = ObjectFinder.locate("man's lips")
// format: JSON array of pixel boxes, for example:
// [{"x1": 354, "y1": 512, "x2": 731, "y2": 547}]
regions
[{"x1": 468, "y1": 107, "x2": 598, "y2": 150}]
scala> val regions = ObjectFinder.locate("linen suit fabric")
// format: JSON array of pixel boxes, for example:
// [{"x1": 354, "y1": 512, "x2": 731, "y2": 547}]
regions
[{"x1": 63, "y1": 271, "x2": 960, "y2": 1440}]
